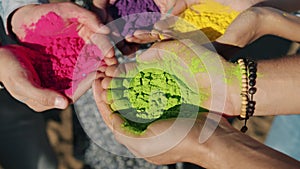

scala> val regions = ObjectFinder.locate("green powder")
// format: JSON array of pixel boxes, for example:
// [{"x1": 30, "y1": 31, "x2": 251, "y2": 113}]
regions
[
  {"x1": 128, "y1": 69, "x2": 182, "y2": 119},
  {"x1": 108, "y1": 67, "x2": 207, "y2": 134},
  {"x1": 107, "y1": 41, "x2": 242, "y2": 134}
]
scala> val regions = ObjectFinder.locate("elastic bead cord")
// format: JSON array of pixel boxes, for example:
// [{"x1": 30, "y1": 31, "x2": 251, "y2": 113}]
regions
[{"x1": 237, "y1": 58, "x2": 257, "y2": 133}]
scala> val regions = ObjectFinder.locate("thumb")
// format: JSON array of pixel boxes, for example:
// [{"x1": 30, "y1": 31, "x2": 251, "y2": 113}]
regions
[
  {"x1": 30, "y1": 87, "x2": 69, "y2": 109},
  {"x1": 19, "y1": 73, "x2": 69, "y2": 109}
]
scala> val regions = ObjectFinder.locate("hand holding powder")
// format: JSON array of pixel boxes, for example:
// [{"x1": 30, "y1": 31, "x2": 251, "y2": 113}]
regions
[
  {"x1": 173, "y1": 0, "x2": 240, "y2": 41},
  {"x1": 19, "y1": 12, "x2": 105, "y2": 99},
  {"x1": 110, "y1": 0, "x2": 161, "y2": 37}
]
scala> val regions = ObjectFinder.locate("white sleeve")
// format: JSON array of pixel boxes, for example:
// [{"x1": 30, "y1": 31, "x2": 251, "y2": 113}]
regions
[{"x1": 0, "y1": 0, "x2": 49, "y2": 31}]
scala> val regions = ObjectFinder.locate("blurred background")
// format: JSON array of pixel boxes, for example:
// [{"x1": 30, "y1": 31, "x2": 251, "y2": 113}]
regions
[{"x1": 0, "y1": 0, "x2": 299, "y2": 169}]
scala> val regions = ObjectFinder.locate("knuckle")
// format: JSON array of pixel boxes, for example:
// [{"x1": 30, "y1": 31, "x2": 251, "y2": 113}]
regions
[{"x1": 38, "y1": 96, "x2": 55, "y2": 107}]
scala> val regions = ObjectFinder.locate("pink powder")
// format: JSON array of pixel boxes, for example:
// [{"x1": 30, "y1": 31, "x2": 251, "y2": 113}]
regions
[{"x1": 20, "y1": 12, "x2": 105, "y2": 99}]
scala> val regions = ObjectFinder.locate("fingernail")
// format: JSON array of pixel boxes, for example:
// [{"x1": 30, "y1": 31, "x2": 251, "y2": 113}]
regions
[{"x1": 55, "y1": 96, "x2": 67, "y2": 109}]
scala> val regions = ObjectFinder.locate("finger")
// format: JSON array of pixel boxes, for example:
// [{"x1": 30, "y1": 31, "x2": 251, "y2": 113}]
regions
[
  {"x1": 104, "y1": 57, "x2": 118, "y2": 66},
  {"x1": 126, "y1": 30, "x2": 160, "y2": 44},
  {"x1": 101, "y1": 89, "x2": 112, "y2": 104},
  {"x1": 102, "y1": 77, "x2": 112, "y2": 89},
  {"x1": 98, "y1": 101, "x2": 115, "y2": 130},
  {"x1": 105, "y1": 65, "x2": 119, "y2": 77},
  {"x1": 154, "y1": 15, "x2": 177, "y2": 31},
  {"x1": 92, "y1": 78, "x2": 104, "y2": 102},
  {"x1": 90, "y1": 33, "x2": 115, "y2": 58},
  {"x1": 7, "y1": 80, "x2": 68, "y2": 111},
  {"x1": 70, "y1": 3, "x2": 110, "y2": 34}
]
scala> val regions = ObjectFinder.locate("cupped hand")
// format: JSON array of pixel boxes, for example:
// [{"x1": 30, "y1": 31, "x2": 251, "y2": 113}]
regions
[
  {"x1": 96, "y1": 40, "x2": 241, "y2": 119},
  {"x1": 0, "y1": 45, "x2": 69, "y2": 112},
  {"x1": 127, "y1": 0, "x2": 255, "y2": 44},
  {"x1": 10, "y1": 2, "x2": 114, "y2": 59},
  {"x1": 216, "y1": 7, "x2": 300, "y2": 47},
  {"x1": 93, "y1": 67, "x2": 237, "y2": 168},
  {"x1": 91, "y1": 0, "x2": 140, "y2": 55}
]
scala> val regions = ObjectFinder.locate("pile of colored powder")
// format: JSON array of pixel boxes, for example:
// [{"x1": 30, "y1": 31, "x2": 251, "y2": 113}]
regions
[
  {"x1": 108, "y1": 68, "x2": 207, "y2": 134},
  {"x1": 20, "y1": 12, "x2": 105, "y2": 98},
  {"x1": 111, "y1": 0, "x2": 161, "y2": 36},
  {"x1": 173, "y1": 0, "x2": 239, "y2": 41}
]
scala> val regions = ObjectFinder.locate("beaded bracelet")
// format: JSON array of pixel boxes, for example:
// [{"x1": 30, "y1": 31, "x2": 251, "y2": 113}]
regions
[{"x1": 237, "y1": 58, "x2": 257, "y2": 133}]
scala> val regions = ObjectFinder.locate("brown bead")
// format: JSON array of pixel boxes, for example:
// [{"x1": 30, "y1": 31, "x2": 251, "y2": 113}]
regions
[
  {"x1": 249, "y1": 74, "x2": 257, "y2": 80},
  {"x1": 242, "y1": 79, "x2": 248, "y2": 83},
  {"x1": 241, "y1": 126, "x2": 248, "y2": 133},
  {"x1": 248, "y1": 101, "x2": 256, "y2": 107},
  {"x1": 242, "y1": 83, "x2": 248, "y2": 88},
  {"x1": 242, "y1": 87, "x2": 248, "y2": 92},
  {"x1": 249, "y1": 87, "x2": 257, "y2": 94},
  {"x1": 249, "y1": 80, "x2": 256, "y2": 87},
  {"x1": 242, "y1": 100, "x2": 248, "y2": 105}
]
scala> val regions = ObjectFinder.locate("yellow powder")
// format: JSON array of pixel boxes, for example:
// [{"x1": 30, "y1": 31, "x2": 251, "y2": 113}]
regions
[{"x1": 173, "y1": 0, "x2": 240, "y2": 41}]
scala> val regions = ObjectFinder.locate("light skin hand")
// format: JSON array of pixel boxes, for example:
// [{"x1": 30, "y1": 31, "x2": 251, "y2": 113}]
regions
[
  {"x1": 97, "y1": 40, "x2": 241, "y2": 116},
  {"x1": 0, "y1": 45, "x2": 69, "y2": 112},
  {"x1": 92, "y1": 0, "x2": 140, "y2": 55},
  {"x1": 216, "y1": 7, "x2": 300, "y2": 47},
  {"x1": 128, "y1": 0, "x2": 255, "y2": 44},
  {"x1": 10, "y1": 2, "x2": 115, "y2": 60},
  {"x1": 94, "y1": 75, "x2": 300, "y2": 169}
]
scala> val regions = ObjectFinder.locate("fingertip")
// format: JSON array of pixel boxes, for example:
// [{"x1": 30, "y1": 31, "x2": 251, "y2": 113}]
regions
[
  {"x1": 54, "y1": 95, "x2": 69, "y2": 109},
  {"x1": 102, "y1": 77, "x2": 112, "y2": 89}
]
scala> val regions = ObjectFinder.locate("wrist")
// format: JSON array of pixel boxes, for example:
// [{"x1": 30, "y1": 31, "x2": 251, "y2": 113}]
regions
[
  {"x1": 225, "y1": 62, "x2": 242, "y2": 116},
  {"x1": 188, "y1": 117, "x2": 237, "y2": 169}
]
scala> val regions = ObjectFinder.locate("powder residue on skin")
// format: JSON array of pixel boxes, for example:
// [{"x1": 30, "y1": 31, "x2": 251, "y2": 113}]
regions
[
  {"x1": 111, "y1": 0, "x2": 161, "y2": 36},
  {"x1": 20, "y1": 12, "x2": 105, "y2": 98},
  {"x1": 173, "y1": 0, "x2": 240, "y2": 41}
]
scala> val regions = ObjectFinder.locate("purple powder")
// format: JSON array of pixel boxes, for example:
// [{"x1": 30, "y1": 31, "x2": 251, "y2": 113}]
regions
[{"x1": 113, "y1": 0, "x2": 161, "y2": 36}]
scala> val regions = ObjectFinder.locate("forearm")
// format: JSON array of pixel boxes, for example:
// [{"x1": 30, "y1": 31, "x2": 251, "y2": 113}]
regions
[
  {"x1": 255, "y1": 0, "x2": 300, "y2": 13},
  {"x1": 230, "y1": 55, "x2": 300, "y2": 116},
  {"x1": 190, "y1": 117, "x2": 300, "y2": 169},
  {"x1": 260, "y1": 7, "x2": 300, "y2": 42},
  {"x1": 254, "y1": 55, "x2": 300, "y2": 115}
]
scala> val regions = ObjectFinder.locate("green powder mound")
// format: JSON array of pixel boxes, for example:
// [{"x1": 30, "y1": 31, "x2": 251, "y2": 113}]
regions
[
  {"x1": 108, "y1": 68, "x2": 208, "y2": 134},
  {"x1": 128, "y1": 69, "x2": 182, "y2": 119}
]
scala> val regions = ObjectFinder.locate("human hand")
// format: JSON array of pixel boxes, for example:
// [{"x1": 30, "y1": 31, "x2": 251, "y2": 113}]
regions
[
  {"x1": 0, "y1": 45, "x2": 69, "y2": 112},
  {"x1": 93, "y1": 71, "x2": 238, "y2": 168},
  {"x1": 96, "y1": 40, "x2": 241, "y2": 120},
  {"x1": 91, "y1": 0, "x2": 140, "y2": 55},
  {"x1": 127, "y1": 0, "x2": 254, "y2": 44},
  {"x1": 216, "y1": 7, "x2": 300, "y2": 47},
  {"x1": 122, "y1": 0, "x2": 200, "y2": 44},
  {"x1": 10, "y1": 2, "x2": 114, "y2": 59}
]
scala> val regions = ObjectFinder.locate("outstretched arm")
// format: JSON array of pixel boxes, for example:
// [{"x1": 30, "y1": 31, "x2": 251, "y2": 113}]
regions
[{"x1": 216, "y1": 7, "x2": 300, "y2": 47}]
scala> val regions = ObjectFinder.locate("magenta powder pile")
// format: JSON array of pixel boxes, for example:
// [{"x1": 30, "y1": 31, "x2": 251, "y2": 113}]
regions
[
  {"x1": 112, "y1": 0, "x2": 161, "y2": 36},
  {"x1": 20, "y1": 12, "x2": 105, "y2": 98}
]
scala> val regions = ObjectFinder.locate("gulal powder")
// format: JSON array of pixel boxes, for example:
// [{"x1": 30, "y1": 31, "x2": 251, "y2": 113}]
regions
[
  {"x1": 19, "y1": 12, "x2": 105, "y2": 98},
  {"x1": 174, "y1": 0, "x2": 240, "y2": 41}
]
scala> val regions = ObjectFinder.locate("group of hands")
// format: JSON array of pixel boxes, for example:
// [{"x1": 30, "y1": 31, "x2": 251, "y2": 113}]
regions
[{"x1": 0, "y1": 0, "x2": 299, "y2": 167}]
